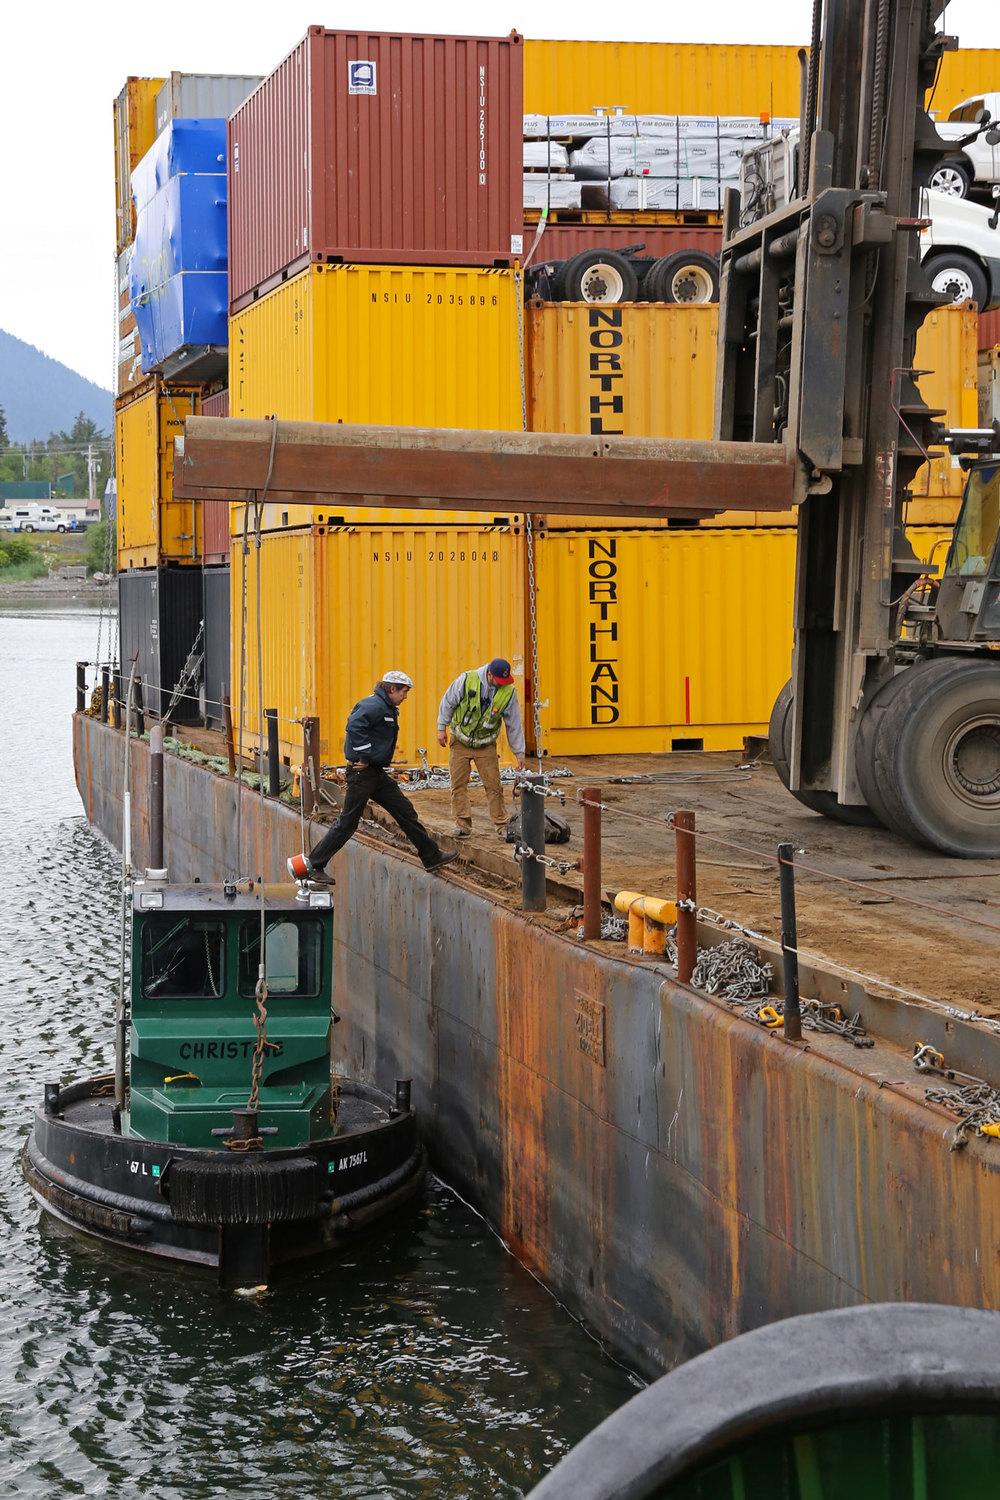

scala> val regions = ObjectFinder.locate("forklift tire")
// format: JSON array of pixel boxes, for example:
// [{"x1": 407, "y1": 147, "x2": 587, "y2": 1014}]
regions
[
  {"x1": 646, "y1": 250, "x2": 719, "y2": 305},
  {"x1": 557, "y1": 249, "x2": 639, "y2": 304},
  {"x1": 854, "y1": 670, "x2": 914, "y2": 834},
  {"x1": 769, "y1": 678, "x2": 880, "y2": 826},
  {"x1": 871, "y1": 657, "x2": 1000, "y2": 857}
]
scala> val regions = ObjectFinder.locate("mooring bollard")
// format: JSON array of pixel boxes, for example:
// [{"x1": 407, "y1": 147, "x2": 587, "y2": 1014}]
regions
[
  {"x1": 674, "y1": 809, "x2": 697, "y2": 984},
  {"x1": 265, "y1": 709, "x2": 280, "y2": 796},
  {"x1": 519, "y1": 773, "x2": 547, "y2": 912},
  {"x1": 778, "y1": 842, "x2": 802, "y2": 1040},
  {"x1": 222, "y1": 696, "x2": 236, "y2": 776},
  {"x1": 581, "y1": 787, "x2": 603, "y2": 939},
  {"x1": 76, "y1": 662, "x2": 87, "y2": 713}
]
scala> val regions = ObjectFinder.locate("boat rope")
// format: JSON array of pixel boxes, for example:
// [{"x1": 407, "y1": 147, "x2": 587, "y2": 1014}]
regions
[{"x1": 515, "y1": 265, "x2": 544, "y2": 769}]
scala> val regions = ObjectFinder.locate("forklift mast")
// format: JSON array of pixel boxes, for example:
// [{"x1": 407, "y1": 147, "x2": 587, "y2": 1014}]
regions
[{"x1": 715, "y1": 0, "x2": 951, "y2": 812}]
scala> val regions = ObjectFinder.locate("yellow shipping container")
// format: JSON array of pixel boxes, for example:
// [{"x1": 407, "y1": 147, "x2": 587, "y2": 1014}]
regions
[
  {"x1": 115, "y1": 379, "x2": 202, "y2": 570},
  {"x1": 229, "y1": 263, "x2": 524, "y2": 529},
  {"x1": 523, "y1": 41, "x2": 1000, "y2": 121},
  {"x1": 114, "y1": 76, "x2": 165, "y2": 255},
  {"x1": 232, "y1": 524, "x2": 525, "y2": 770},
  {"x1": 527, "y1": 299, "x2": 975, "y2": 530}
]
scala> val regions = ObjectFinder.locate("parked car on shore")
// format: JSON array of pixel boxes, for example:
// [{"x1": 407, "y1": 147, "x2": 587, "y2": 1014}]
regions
[{"x1": 931, "y1": 93, "x2": 1000, "y2": 198}]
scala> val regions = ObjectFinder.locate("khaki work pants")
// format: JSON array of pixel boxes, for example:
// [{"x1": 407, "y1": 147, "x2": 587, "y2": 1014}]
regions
[{"x1": 449, "y1": 738, "x2": 507, "y2": 833}]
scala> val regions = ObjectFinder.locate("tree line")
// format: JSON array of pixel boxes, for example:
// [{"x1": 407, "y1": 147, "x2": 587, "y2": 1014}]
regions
[{"x1": 0, "y1": 404, "x2": 113, "y2": 500}]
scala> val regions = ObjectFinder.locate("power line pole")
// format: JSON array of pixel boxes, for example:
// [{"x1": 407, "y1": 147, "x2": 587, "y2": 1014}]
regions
[{"x1": 87, "y1": 443, "x2": 97, "y2": 504}]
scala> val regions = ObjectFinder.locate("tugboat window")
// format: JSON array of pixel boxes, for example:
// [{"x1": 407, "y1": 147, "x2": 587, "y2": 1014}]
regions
[
  {"x1": 140, "y1": 917, "x2": 226, "y2": 999},
  {"x1": 238, "y1": 919, "x2": 323, "y2": 998}
]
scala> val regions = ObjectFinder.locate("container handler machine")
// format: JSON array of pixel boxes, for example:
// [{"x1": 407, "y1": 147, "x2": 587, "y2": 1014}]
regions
[{"x1": 715, "y1": 0, "x2": 1000, "y2": 856}]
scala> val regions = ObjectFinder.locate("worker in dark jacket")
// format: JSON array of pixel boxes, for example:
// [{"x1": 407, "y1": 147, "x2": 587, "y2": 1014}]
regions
[{"x1": 287, "y1": 671, "x2": 458, "y2": 878}]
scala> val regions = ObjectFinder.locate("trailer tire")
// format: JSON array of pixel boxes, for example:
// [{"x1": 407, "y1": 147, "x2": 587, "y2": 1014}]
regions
[
  {"x1": 557, "y1": 249, "x2": 639, "y2": 304},
  {"x1": 873, "y1": 657, "x2": 1000, "y2": 856},
  {"x1": 923, "y1": 251, "x2": 989, "y2": 309},
  {"x1": 769, "y1": 679, "x2": 880, "y2": 825},
  {"x1": 647, "y1": 250, "x2": 719, "y2": 305}
]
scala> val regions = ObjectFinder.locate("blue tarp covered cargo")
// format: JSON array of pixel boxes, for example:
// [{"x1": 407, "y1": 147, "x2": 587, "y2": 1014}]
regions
[{"x1": 130, "y1": 119, "x2": 228, "y2": 379}]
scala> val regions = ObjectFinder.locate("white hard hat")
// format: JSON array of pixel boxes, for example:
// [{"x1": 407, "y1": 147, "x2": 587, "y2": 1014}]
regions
[{"x1": 383, "y1": 670, "x2": 414, "y2": 687}]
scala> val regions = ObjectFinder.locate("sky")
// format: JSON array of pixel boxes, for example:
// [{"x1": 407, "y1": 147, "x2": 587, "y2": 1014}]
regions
[{"x1": 0, "y1": 0, "x2": 997, "y2": 395}]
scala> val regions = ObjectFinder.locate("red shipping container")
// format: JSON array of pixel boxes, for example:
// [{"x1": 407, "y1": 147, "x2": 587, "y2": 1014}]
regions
[
  {"x1": 979, "y1": 307, "x2": 1000, "y2": 351},
  {"x1": 228, "y1": 27, "x2": 524, "y2": 311},
  {"x1": 523, "y1": 221, "x2": 723, "y2": 266},
  {"x1": 201, "y1": 388, "x2": 230, "y2": 418}
]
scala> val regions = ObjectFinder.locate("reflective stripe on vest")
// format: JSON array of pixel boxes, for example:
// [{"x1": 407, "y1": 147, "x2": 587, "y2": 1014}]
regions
[{"x1": 450, "y1": 670, "x2": 514, "y2": 748}]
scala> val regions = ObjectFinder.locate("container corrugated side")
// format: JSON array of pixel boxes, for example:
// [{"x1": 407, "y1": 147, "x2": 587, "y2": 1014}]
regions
[
  {"x1": 908, "y1": 302, "x2": 979, "y2": 521},
  {"x1": 532, "y1": 528, "x2": 796, "y2": 754},
  {"x1": 935, "y1": 51, "x2": 1000, "y2": 118},
  {"x1": 533, "y1": 523, "x2": 953, "y2": 755},
  {"x1": 524, "y1": 222, "x2": 723, "y2": 260},
  {"x1": 231, "y1": 525, "x2": 524, "y2": 768},
  {"x1": 231, "y1": 528, "x2": 317, "y2": 765},
  {"x1": 980, "y1": 347, "x2": 1000, "y2": 426},
  {"x1": 523, "y1": 41, "x2": 804, "y2": 116},
  {"x1": 978, "y1": 308, "x2": 1000, "y2": 352},
  {"x1": 229, "y1": 263, "x2": 523, "y2": 527},
  {"x1": 227, "y1": 27, "x2": 524, "y2": 310},
  {"x1": 114, "y1": 77, "x2": 164, "y2": 255},
  {"x1": 153, "y1": 72, "x2": 261, "y2": 136},
  {"x1": 117, "y1": 245, "x2": 143, "y2": 395},
  {"x1": 115, "y1": 379, "x2": 201, "y2": 570}
]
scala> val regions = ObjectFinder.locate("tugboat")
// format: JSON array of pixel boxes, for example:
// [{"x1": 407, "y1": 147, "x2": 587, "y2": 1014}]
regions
[{"x1": 22, "y1": 733, "x2": 426, "y2": 1288}]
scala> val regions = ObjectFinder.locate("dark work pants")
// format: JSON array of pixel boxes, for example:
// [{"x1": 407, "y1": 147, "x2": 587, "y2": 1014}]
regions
[{"x1": 309, "y1": 764, "x2": 441, "y2": 868}]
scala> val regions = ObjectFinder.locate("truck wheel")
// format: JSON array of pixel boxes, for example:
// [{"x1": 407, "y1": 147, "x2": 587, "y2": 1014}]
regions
[
  {"x1": 874, "y1": 658, "x2": 1000, "y2": 856},
  {"x1": 768, "y1": 679, "x2": 879, "y2": 825},
  {"x1": 923, "y1": 251, "x2": 989, "y2": 309},
  {"x1": 557, "y1": 249, "x2": 639, "y2": 304},
  {"x1": 57, "y1": 524, "x2": 66, "y2": 532},
  {"x1": 928, "y1": 159, "x2": 972, "y2": 198},
  {"x1": 647, "y1": 251, "x2": 719, "y2": 305},
  {"x1": 24, "y1": 524, "x2": 34, "y2": 532}
]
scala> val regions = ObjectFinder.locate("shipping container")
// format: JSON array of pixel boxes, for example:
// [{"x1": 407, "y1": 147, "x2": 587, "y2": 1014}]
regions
[
  {"x1": 131, "y1": 118, "x2": 228, "y2": 383},
  {"x1": 153, "y1": 72, "x2": 261, "y2": 136},
  {"x1": 115, "y1": 378, "x2": 202, "y2": 570},
  {"x1": 203, "y1": 565, "x2": 231, "y2": 727},
  {"x1": 231, "y1": 524, "x2": 525, "y2": 768},
  {"x1": 117, "y1": 244, "x2": 143, "y2": 395},
  {"x1": 229, "y1": 262, "x2": 524, "y2": 527},
  {"x1": 521, "y1": 40, "x2": 1000, "y2": 122},
  {"x1": 525, "y1": 299, "x2": 976, "y2": 529},
  {"x1": 979, "y1": 346, "x2": 1000, "y2": 426},
  {"x1": 908, "y1": 302, "x2": 980, "y2": 518},
  {"x1": 532, "y1": 522, "x2": 959, "y2": 757},
  {"x1": 200, "y1": 388, "x2": 229, "y2": 419},
  {"x1": 114, "y1": 76, "x2": 164, "y2": 254},
  {"x1": 525, "y1": 220, "x2": 723, "y2": 263},
  {"x1": 228, "y1": 28, "x2": 524, "y2": 310},
  {"x1": 979, "y1": 308, "x2": 1000, "y2": 351},
  {"x1": 119, "y1": 566, "x2": 204, "y2": 724}
]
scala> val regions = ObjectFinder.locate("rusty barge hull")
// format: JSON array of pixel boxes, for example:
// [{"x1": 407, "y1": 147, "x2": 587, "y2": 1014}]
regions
[{"x1": 75, "y1": 715, "x2": 1000, "y2": 1375}]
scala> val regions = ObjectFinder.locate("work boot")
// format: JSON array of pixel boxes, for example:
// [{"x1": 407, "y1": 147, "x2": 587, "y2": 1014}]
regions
[
  {"x1": 424, "y1": 849, "x2": 460, "y2": 871},
  {"x1": 450, "y1": 826, "x2": 472, "y2": 838}
]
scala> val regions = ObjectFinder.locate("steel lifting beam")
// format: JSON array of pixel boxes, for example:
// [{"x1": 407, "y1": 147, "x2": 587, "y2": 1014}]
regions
[
  {"x1": 173, "y1": 418, "x2": 794, "y2": 520},
  {"x1": 715, "y1": 0, "x2": 951, "y2": 815}
]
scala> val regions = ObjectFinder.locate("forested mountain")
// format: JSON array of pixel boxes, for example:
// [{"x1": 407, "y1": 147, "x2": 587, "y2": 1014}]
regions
[{"x1": 0, "y1": 331, "x2": 112, "y2": 444}]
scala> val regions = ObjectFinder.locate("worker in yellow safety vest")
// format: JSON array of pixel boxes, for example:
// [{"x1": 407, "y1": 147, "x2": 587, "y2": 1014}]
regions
[{"x1": 437, "y1": 657, "x2": 526, "y2": 838}]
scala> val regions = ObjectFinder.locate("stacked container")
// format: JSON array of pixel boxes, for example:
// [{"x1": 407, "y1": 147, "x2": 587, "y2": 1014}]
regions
[{"x1": 226, "y1": 28, "x2": 528, "y2": 768}]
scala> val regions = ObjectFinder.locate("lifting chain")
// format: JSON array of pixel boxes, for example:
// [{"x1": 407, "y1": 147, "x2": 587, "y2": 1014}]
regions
[
  {"x1": 512, "y1": 843, "x2": 579, "y2": 876},
  {"x1": 691, "y1": 938, "x2": 774, "y2": 1001},
  {"x1": 740, "y1": 996, "x2": 873, "y2": 1047},
  {"x1": 912, "y1": 1042, "x2": 1000, "y2": 1149}
]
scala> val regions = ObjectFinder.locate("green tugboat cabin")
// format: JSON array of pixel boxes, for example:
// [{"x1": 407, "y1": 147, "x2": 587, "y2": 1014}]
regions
[{"x1": 129, "y1": 880, "x2": 336, "y2": 1149}]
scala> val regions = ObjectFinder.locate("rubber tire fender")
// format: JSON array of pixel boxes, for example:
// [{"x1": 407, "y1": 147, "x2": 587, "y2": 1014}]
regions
[
  {"x1": 922, "y1": 250, "x2": 989, "y2": 310},
  {"x1": 869, "y1": 656, "x2": 1000, "y2": 857},
  {"x1": 557, "y1": 248, "x2": 639, "y2": 304}
]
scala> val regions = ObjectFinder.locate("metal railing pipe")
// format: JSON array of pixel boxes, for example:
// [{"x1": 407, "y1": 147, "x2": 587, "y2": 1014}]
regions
[
  {"x1": 674, "y1": 810, "x2": 697, "y2": 984},
  {"x1": 581, "y1": 787, "x2": 603, "y2": 939}
]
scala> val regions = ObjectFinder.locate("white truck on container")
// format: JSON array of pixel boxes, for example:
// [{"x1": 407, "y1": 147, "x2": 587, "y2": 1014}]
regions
[
  {"x1": 740, "y1": 128, "x2": 1000, "y2": 309},
  {"x1": 929, "y1": 93, "x2": 1000, "y2": 198}
]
